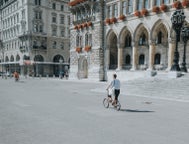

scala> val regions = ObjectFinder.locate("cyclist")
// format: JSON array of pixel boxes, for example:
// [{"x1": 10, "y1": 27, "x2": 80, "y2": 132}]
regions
[
  {"x1": 13, "y1": 71, "x2": 19, "y2": 81},
  {"x1": 106, "y1": 74, "x2": 120, "y2": 106}
]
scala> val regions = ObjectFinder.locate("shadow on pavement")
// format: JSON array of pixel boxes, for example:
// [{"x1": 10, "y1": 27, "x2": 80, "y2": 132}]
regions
[
  {"x1": 120, "y1": 109, "x2": 155, "y2": 113},
  {"x1": 16, "y1": 80, "x2": 25, "y2": 83}
]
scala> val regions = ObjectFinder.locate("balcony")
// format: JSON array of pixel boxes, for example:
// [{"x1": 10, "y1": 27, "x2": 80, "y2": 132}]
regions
[
  {"x1": 32, "y1": 45, "x2": 47, "y2": 51},
  {"x1": 73, "y1": 16, "x2": 95, "y2": 25}
]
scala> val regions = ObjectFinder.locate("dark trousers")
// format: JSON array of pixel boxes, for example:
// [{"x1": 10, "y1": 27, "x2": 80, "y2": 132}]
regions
[{"x1": 114, "y1": 89, "x2": 120, "y2": 100}]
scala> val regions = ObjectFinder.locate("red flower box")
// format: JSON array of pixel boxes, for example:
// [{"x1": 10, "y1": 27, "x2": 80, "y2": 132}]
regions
[
  {"x1": 87, "y1": 21, "x2": 92, "y2": 27},
  {"x1": 182, "y1": 0, "x2": 189, "y2": 7},
  {"x1": 141, "y1": 8, "x2": 148, "y2": 16},
  {"x1": 74, "y1": 25, "x2": 78, "y2": 30},
  {"x1": 76, "y1": 47, "x2": 82, "y2": 53},
  {"x1": 77, "y1": 24, "x2": 82, "y2": 29},
  {"x1": 152, "y1": 6, "x2": 160, "y2": 13},
  {"x1": 68, "y1": 0, "x2": 86, "y2": 7},
  {"x1": 110, "y1": 17, "x2": 117, "y2": 24},
  {"x1": 105, "y1": 18, "x2": 110, "y2": 24},
  {"x1": 84, "y1": 46, "x2": 91, "y2": 52},
  {"x1": 172, "y1": 1, "x2": 182, "y2": 9},
  {"x1": 118, "y1": 15, "x2": 126, "y2": 20},
  {"x1": 134, "y1": 11, "x2": 140, "y2": 17},
  {"x1": 160, "y1": 4, "x2": 167, "y2": 12},
  {"x1": 82, "y1": 23, "x2": 88, "y2": 28}
]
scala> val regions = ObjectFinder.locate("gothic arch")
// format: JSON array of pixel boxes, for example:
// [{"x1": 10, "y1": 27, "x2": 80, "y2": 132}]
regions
[
  {"x1": 53, "y1": 55, "x2": 64, "y2": 62},
  {"x1": 78, "y1": 57, "x2": 88, "y2": 79},
  {"x1": 34, "y1": 55, "x2": 44, "y2": 62},
  {"x1": 16, "y1": 54, "x2": 20, "y2": 61},
  {"x1": 106, "y1": 29, "x2": 118, "y2": 46},
  {"x1": 53, "y1": 55, "x2": 64, "y2": 76},
  {"x1": 151, "y1": 19, "x2": 170, "y2": 41},
  {"x1": 133, "y1": 23, "x2": 150, "y2": 43},
  {"x1": 119, "y1": 26, "x2": 132, "y2": 47},
  {"x1": 5, "y1": 56, "x2": 9, "y2": 62},
  {"x1": 106, "y1": 30, "x2": 118, "y2": 70},
  {"x1": 10, "y1": 55, "x2": 14, "y2": 62}
]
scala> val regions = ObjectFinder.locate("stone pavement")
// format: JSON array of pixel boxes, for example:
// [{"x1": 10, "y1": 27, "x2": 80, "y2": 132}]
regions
[
  {"x1": 91, "y1": 72, "x2": 189, "y2": 103},
  {"x1": 0, "y1": 75, "x2": 189, "y2": 144}
]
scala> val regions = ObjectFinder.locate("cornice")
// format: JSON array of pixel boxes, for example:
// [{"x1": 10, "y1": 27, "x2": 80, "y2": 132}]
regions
[{"x1": 0, "y1": 0, "x2": 17, "y2": 10}]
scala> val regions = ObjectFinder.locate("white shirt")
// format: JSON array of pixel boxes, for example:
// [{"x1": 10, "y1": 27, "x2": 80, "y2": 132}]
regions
[{"x1": 111, "y1": 79, "x2": 120, "y2": 90}]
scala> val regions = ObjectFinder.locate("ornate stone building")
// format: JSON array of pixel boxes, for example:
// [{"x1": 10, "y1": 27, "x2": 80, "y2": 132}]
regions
[
  {"x1": 69, "y1": 0, "x2": 189, "y2": 80},
  {"x1": 69, "y1": 0, "x2": 106, "y2": 80},
  {"x1": 0, "y1": 0, "x2": 70, "y2": 77}
]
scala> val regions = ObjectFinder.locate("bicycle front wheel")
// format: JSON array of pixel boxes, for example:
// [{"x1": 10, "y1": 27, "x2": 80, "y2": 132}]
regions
[{"x1": 103, "y1": 98, "x2": 109, "y2": 108}]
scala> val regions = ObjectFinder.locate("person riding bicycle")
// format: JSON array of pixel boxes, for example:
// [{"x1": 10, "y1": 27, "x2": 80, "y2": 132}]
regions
[
  {"x1": 106, "y1": 74, "x2": 120, "y2": 106},
  {"x1": 13, "y1": 71, "x2": 19, "y2": 81}
]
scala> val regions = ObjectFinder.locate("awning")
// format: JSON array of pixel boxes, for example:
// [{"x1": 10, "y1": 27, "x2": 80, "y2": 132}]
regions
[{"x1": 24, "y1": 60, "x2": 33, "y2": 65}]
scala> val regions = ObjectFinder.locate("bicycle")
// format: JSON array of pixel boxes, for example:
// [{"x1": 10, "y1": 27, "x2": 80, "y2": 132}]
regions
[{"x1": 103, "y1": 90, "x2": 121, "y2": 111}]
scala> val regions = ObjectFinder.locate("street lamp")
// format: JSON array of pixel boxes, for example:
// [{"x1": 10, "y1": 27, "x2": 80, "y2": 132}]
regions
[
  {"x1": 171, "y1": 10, "x2": 185, "y2": 71},
  {"x1": 180, "y1": 25, "x2": 189, "y2": 72},
  {"x1": 99, "y1": 0, "x2": 106, "y2": 81}
]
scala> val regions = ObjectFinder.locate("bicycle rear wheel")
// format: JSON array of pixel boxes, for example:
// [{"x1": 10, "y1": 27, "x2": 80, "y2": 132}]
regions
[{"x1": 103, "y1": 98, "x2": 109, "y2": 108}]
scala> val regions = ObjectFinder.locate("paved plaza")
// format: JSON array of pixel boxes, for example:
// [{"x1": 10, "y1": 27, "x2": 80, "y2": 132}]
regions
[{"x1": 0, "y1": 76, "x2": 189, "y2": 144}]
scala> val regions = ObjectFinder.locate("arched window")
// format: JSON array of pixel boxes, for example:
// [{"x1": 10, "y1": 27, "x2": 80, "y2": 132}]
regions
[
  {"x1": 139, "y1": 54, "x2": 145, "y2": 65},
  {"x1": 85, "y1": 33, "x2": 92, "y2": 46},
  {"x1": 33, "y1": 40, "x2": 37, "y2": 49},
  {"x1": 34, "y1": 55, "x2": 44, "y2": 62},
  {"x1": 16, "y1": 55, "x2": 20, "y2": 61},
  {"x1": 125, "y1": 55, "x2": 131, "y2": 65},
  {"x1": 76, "y1": 34, "x2": 83, "y2": 47},
  {"x1": 163, "y1": 0, "x2": 169, "y2": 5},
  {"x1": 125, "y1": 35, "x2": 131, "y2": 47},
  {"x1": 157, "y1": 31, "x2": 162, "y2": 44},
  {"x1": 139, "y1": 33, "x2": 146, "y2": 46},
  {"x1": 137, "y1": 0, "x2": 143, "y2": 10},
  {"x1": 85, "y1": 33, "x2": 89, "y2": 46},
  {"x1": 79, "y1": 35, "x2": 82, "y2": 47},
  {"x1": 144, "y1": 0, "x2": 149, "y2": 9},
  {"x1": 76, "y1": 35, "x2": 80, "y2": 47},
  {"x1": 128, "y1": 0, "x2": 133, "y2": 14},
  {"x1": 122, "y1": 1, "x2": 127, "y2": 15},
  {"x1": 53, "y1": 55, "x2": 64, "y2": 63},
  {"x1": 10, "y1": 55, "x2": 14, "y2": 62},
  {"x1": 52, "y1": 41, "x2": 57, "y2": 49},
  {"x1": 154, "y1": 53, "x2": 161, "y2": 64},
  {"x1": 155, "y1": 0, "x2": 161, "y2": 6},
  {"x1": 60, "y1": 42, "x2": 64, "y2": 50},
  {"x1": 5, "y1": 56, "x2": 9, "y2": 62}
]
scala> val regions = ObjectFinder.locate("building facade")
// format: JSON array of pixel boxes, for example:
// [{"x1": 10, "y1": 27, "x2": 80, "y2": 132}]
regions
[
  {"x1": 0, "y1": 0, "x2": 70, "y2": 77},
  {"x1": 69, "y1": 0, "x2": 189, "y2": 81}
]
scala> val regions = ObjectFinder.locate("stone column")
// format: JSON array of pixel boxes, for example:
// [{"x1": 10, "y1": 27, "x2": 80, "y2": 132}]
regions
[
  {"x1": 133, "y1": 0, "x2": 137, "y2": 11},
  {"x1": 106, "y1": 44, "x2": 110, "y2": 70},
  {"x1": 167, "y1": 39, "x2": 176, "y2": 70},
  {"x1": 117, "y1": 0, "x2": 121, "y2": 17},
  {"x1": 117, "y1": 43, "x2": 123, "y2": 70},
  {"x1": 148, "y1": 40, "x2": 156, "y2": 70},
  {"x1": 131, "y1": 41, "x2": 138, "y2": 70},
  {"x1": 150, "y1": 0, "x2": 154, "y2": 8}
]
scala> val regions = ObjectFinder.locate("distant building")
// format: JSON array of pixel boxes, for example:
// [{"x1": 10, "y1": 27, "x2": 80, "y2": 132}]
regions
[
  {"x1": 69, "y1": 0, "x2": 189, "y2": 81},
  {"x1": 0, "y1": 0, "x2": 70, "y2": 77}
]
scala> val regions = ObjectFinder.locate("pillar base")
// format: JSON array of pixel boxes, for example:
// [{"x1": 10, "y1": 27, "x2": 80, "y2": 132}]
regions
[
  {"x1": 168, "y1": 71, "x2": 182, "y2": 78},
  {"x1": 146, "y1": 69, "x2": 157, "y2": 77},
  {"x1": 130, "y1": 66, "x2": 137, "y2": 71}
]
